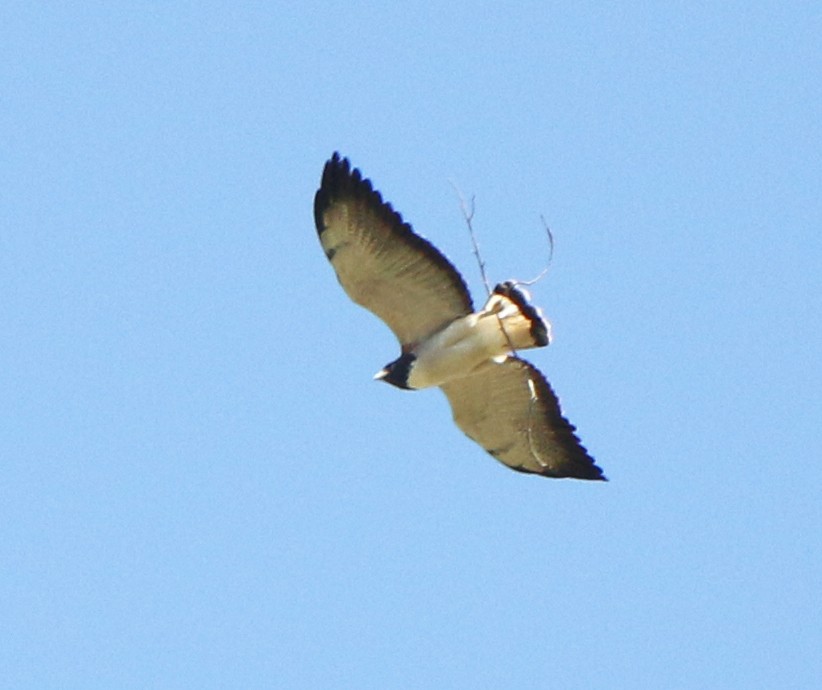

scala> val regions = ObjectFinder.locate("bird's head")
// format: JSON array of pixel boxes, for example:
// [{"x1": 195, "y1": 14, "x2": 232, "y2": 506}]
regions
[{"x1": 374, "y1": 353, "x2": 416, "y2": 390}]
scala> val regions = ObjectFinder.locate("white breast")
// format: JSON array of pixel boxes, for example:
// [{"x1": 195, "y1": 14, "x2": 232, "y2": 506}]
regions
[{"x1": 405, "y1": 286, "x2": 552, "y2": 390}]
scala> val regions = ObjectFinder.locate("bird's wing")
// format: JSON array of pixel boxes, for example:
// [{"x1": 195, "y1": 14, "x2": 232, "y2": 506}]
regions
[
  {"x1": 440, "y1": 357, "x2": 606, "y2": 479},
  {"x1": 314, "y1": 153, "x2": 473, "y2": 349}
]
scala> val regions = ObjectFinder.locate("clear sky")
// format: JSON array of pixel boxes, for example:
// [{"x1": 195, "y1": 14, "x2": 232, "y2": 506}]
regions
[{"x1": 3, "y1": 2, "x2": 820, "y2": 688}]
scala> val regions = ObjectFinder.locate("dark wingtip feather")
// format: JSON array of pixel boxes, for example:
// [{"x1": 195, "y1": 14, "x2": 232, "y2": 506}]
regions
[
  {"x1": 517, "y1": 359, "x2": 607, "y2": 481},
  {"x1": 314, "y1": 152, "x2": 400, "y2": 240},
  {"x1": 313, "y1": 153, "x2": 474, "y2": 313}
]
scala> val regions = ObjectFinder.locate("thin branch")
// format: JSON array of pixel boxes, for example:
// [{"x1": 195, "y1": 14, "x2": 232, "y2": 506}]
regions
[
  {"x1": 511, "y1": 216, "x2": 554, "y2": 288},
  {"x1": 525, "y1": 376, "x2": 548, "y2": 468},
  {"x1": 451, "y1": 187, "x2": 552, "y2": 467},
  {"x1": 450, "y1": 181, "x2": 491, "y2": 298},
  {"x1": 523, "y1": 216, "x2": 555, "y2": 468},
  {"x1": 540, "y1": 214, "x2": 555, "y2": 267},
  {"x1": 450, "y1": 182, "x2": 521, "y2": 359}
]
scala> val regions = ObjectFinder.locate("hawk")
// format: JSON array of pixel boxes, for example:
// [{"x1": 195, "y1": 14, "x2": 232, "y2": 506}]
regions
[{"x1": 314, "y1": 153, "x2": 605, "y2": 480}]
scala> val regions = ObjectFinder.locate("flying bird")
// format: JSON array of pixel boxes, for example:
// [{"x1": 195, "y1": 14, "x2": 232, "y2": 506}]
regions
[{"x1": 313, "y1": 153, "x2": 605, "y2": 480}]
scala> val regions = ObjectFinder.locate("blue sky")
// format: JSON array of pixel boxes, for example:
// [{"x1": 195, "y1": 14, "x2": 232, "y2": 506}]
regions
[{"x1": 2, "y1": 2, "x2": 820, "y2": 688}]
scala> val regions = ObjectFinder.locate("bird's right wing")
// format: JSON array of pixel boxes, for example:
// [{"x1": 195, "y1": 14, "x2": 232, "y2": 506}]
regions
[
  {"x1": 440, "y1": 357, "x2": 606, "y2": 480},
  {"x1": 314, "y1": 153, "x2": 473, "y2": 349}
]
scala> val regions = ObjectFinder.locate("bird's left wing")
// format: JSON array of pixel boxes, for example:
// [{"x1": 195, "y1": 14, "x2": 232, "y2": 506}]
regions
[
  {"x1": 440, "y1": 358, "x2": 606, "y2": 479},
  {"x1": 314, "y1": 153, "x2": 473, "y2": 349}
]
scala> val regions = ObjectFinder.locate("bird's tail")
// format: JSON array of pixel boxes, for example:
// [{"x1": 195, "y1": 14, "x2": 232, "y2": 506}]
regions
[{"x1": 481, "y1": 282, "x2": 551, "y2": 352}]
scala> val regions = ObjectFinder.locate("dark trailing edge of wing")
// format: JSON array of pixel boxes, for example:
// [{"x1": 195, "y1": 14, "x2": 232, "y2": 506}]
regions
[
  {"x1": 493, "y1": 281, "x2": 550, "y2": 347},
  {"x1": 525, "y1": 362, "x2": 606, "y2": 480},
  {"x1": 313, "y1": 152, "x2": 474, "y2": 314}
]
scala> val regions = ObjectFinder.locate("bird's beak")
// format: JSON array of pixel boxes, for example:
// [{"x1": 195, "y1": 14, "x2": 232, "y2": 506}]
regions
[{"x1": 373, "y1": 368, "x2": 388, "y2": 381}]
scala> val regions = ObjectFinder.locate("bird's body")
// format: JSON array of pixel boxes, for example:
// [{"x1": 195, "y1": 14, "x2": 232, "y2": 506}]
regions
[
  {"x1": 314, "y1": 153, "x2": 605, "y2": 480},
  {"x1": 380, "y1": 282, "x2": 549, "y2": 390},
  {"x1": 399, "y1": 309, "x2": 503, "y2": 390}
]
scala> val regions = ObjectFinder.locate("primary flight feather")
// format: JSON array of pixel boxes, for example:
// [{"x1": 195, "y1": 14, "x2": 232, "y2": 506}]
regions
[{"x1": 314, "y1": 152, "x2": 605, "y2": 480}]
